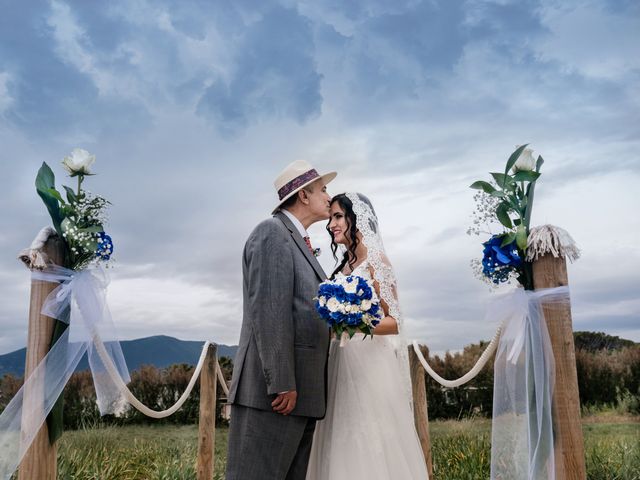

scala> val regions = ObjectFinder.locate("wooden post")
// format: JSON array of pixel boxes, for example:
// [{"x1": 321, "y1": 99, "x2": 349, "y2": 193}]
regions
[
  {"x1": 18, "y1": 236, "x2": 65, "y2": 480},
  {"x1": 197, "y1": 343, "x2": 217, "y2": 480},
  {"x1": 532, "y1": 253, "x2": 586, "y2": 479},
  {"x1": 409, "y1": 344, "x2": 434, "y2": 478}
]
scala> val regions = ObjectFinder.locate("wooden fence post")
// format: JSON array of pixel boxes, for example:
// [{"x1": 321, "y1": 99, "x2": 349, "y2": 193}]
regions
[
  {"x1": 197, "y1": 343, "x2": 217, "y2": 480},
  {"x1": 409, "y1": 344, "x2": 434, "y2": 478},
  {"x1": 18, "y1": 236, "x2": 65, "y2": 480},
  {"x1": 532, "y1": 252, "x2": 586, "y2": 479}
]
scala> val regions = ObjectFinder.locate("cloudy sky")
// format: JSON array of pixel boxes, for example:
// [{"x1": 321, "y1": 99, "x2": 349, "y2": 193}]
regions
[{"x1": 1, "y1": 0, "x2": 638, "y2": 357}]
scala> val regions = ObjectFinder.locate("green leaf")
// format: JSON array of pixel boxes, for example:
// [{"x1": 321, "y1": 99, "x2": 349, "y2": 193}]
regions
[
  {"x1": 504, "y1": 144, "x2": 529, "y2": 175},
  {"x1": 490, "y1": 172, "x2": 514, "y2": 189},
  {"x1": 35, "y1": 162, "x2": 64, "y2": 236},
  {"x1": 496, "y1": 203, "x2": 513, "y2": 229},
  {"x1": 63, "y1": 185, "x2": 78, "y2": 204},
  {"x1": 535, "y1": 155, "x2": 545, "y2": 173},
  {"x1": 469, "y1": 181, "x2": 496, "y2": 194},
  {"x1": 516, "y1": 225, "x2": 528, "y2": 250},
  {"x1": 80, "y1": 225, "x2": 103, "y2": 234},
  {"x1": 46, "y1": 187, "x2": 65, "y2": 204},
  {"x1": 85, "y1": 239, "x2": 99, "y2": 253},
  {"x1": 490, "y1": 190, "x2": 506, "y2": 198},
  {"x1": 347, "y1": 326, "x2": 356, "y2": 338},
  {"x1": 512, "y1": 171, "x2": 541, "y2": 182},
  {"x1": 500, "y1": 232, "x2": 517, "y2": 247}
]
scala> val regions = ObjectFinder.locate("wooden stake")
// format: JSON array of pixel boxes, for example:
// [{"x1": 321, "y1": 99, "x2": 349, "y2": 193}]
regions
[
  {"x1": 197, "y1": 343, "x2": 217, "y2": 480},
  {"x1": 409, "y1": 344, "x2": 433, "y2": 478},
  {"x1": 532, "y1": 254, "x2": 586, "y2": 479},
  {"x1": 18, "y1": 236, "x2": 65, "y2": 480}
]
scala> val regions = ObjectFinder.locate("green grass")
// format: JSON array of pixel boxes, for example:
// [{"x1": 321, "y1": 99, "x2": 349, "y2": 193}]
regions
[
  {"x1": 47, "y1": 417, "x2": 639, "y2": 479},
  {"x1": 57, "y1": 424, "x2": 227, "y2": 480}
]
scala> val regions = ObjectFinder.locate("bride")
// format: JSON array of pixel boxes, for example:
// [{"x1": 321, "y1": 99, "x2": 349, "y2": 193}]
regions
[{"x1": 306, "y1": 192, "x2": 428, "y2": 479}]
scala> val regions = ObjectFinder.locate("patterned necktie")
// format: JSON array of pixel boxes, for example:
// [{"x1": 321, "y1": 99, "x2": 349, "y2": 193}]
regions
[{"x1": 303, "y1": 236, "x2": 314, "y2": 255}]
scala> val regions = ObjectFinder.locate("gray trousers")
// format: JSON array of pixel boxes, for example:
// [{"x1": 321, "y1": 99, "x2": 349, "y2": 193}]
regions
[{"x1": 226, "y1": 405, "x2": 316, "y2": 480}]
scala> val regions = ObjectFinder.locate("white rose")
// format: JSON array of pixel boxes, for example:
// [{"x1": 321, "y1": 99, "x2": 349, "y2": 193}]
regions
[
  {"x1": 511, "y1": 147, "x2": 536, "y2": 173},
  {"x1": 318, "y1": 296, "x2": 326, "y2": 307},
  {"x1": 62, "y1": 148, "x2": 96, "y2": 176},
  {"x1": 326, "y1": 297, "x2": 340, "y2": 313},
  {"x1": 360, "y1": 299, "x2": 372, "y2": 311},
  {"x1": 344, "y1": 279, "x2": 357, "y2": 294}
]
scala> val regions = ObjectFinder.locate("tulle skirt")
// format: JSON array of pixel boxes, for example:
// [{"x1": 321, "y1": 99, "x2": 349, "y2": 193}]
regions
[{"x1": 306, "y1": 334, "x2": 428, "y2": 479}]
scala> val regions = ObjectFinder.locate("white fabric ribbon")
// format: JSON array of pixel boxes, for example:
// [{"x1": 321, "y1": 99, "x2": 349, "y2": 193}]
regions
[
  {"x1": 0, "y1": 266, "x2": 131, "y2": 479},
  {"x1": 0, "y1": 265, "x2": 212, "y2": 479},
  {"x1": 490, "y1": 286, "x2": 569, "y2": 480}
]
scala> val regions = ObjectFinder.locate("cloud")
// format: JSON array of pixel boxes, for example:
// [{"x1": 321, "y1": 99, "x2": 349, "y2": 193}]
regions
[
  {"x1": 0, "y1": 72, "x2": 13, "y2": 114},
  {"x1": 197, "y1": 5, "x2": 323, "y2": 133},
  {"x1": 535, "y1": 1, "x2": 640, "y2": 81},
  {"x1": 0, "y1": 0, "x2": 638, "y2": 356}
]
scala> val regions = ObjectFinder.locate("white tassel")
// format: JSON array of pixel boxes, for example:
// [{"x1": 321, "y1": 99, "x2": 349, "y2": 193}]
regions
[
  {"x1": 17, "y1": 226, "x2": 59, "y2": 270},
  {"x1": 526, "y1": 225, "x2": 581, "y2": 263}
]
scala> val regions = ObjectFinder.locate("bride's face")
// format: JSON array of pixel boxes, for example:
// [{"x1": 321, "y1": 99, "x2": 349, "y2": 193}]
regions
[{"x1": 328, "y1": 202, "x2": 350, "y2": 245}]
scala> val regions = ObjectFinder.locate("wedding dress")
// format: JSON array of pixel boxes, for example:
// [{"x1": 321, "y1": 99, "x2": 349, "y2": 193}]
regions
[{"x1": 306, "y1": 193, "x2": 428, "y2": 480}]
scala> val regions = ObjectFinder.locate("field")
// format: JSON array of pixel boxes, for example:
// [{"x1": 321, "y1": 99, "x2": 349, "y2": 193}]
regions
[{"x1": 48, "y1": 415, "x2": 640, "y2": 480}]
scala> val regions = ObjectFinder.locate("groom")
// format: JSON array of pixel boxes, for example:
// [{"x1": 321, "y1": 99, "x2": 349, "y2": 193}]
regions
[{"x1": 226, "y1": 160, "x2": 336, "y2": 480}]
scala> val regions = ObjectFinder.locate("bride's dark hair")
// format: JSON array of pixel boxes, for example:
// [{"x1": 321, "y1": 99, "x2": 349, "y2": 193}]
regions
[{"x1": 327, "y1": 194, "x2": 360, "y2": 278}]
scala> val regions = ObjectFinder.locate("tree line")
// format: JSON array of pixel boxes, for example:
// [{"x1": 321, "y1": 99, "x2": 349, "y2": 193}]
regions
[{"x1": 0, "y1": 332, "x2": 638, "y2": 426}]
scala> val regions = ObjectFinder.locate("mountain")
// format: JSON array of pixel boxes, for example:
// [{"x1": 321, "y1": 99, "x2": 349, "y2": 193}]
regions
[{"x1": 0, "y1": 335, "x2": 237, "y2": 378}]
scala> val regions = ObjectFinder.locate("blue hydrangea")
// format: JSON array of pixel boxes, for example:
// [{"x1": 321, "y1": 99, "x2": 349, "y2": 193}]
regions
[
  {"x1": 95, "y1": 232, "x2": 114, "y2": 261},
  {"x1": 481, "y1": 235, "x2": 522, "y2": 284}
]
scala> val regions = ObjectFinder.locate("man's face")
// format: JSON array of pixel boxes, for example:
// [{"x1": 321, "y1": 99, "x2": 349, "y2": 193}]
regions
[{"x1": 305, "y1": 179, "x2": 331, "y2": 221}]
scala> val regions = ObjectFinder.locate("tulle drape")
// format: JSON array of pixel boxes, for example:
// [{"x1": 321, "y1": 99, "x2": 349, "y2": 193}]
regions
[
  {"x1": 0, "y1": 266, "x2": 130, "y2": 479},
  {"x1": 491, "y1": 286, "x2": 569, "y2": 480}
]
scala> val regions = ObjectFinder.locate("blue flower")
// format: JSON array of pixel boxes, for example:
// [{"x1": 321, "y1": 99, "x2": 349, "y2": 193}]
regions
[
  {"x1": 95, "y1": 232, "x2": 114, "y2": 261},
  {"x1": 481, "y1": 235, "x2": 522, "y2": 284}
]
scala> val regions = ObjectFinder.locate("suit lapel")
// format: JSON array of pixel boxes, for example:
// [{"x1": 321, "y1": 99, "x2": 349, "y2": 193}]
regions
[{"x1": 275, "y1": 212, "x2": 327, "y2": 281}]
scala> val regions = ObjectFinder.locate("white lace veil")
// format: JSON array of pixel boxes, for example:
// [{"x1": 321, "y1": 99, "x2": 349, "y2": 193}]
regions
[{"x1": 345, "y1": 192, "x2": 413, "y2": 405}]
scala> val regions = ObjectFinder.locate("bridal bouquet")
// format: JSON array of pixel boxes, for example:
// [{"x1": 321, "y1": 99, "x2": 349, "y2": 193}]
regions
[
  {"x1": 468, "y1": 144, "x2": 543, "y2": 290},
  {"x1": 36, "y1": 148, "x2": 114, "y2": 270},
  {"x1": 315, "y1": 275, "x2": 383, "y2": 340}
]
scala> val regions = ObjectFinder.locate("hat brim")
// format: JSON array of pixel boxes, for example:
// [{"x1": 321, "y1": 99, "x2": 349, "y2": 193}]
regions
[{"x1": 272, "y1": 171, "x2": 337, "y2": 214}]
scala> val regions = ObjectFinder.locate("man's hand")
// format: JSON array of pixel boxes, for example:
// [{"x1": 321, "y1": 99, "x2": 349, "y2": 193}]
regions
[{"x1": 271, "y1": 390, "x2": 297, "y2": 415}]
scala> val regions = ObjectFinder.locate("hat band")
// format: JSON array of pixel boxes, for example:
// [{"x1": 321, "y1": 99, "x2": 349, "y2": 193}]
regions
[{"x1": 278, "y1": 169, "x2": 320, "y2": 200}]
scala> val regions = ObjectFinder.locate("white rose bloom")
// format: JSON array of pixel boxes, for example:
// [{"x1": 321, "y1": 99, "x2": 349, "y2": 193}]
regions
[
  {"x1": 62, "y1": 148, "x2": 96, "y2": 175},
  {"x1": 361, "y1": 299, "x2": 372, "y2": 311},
  {"x1": 326, "y1": 297, "x2": 340, "y2": 313},
  {"x1": 318, "y1": 296, "x2": 326, "y2": 307},
  {"x1": 344, "y1": 279, "x2": 358, "y2": 294},
  {"x1": 511, "y1": 147, "x2": 536, "y2": 173}
]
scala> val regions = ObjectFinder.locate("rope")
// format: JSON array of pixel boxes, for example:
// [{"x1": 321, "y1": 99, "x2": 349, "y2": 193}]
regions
[
  {"x1": 412, "y1": 324, "x2": 502, "y2": 388},
  {"x1": 217, "y1": 363, "x2": 229, "y2": 396},
  {"x1": 93, "y1": 336, "x2": 222, "y2": 418}
]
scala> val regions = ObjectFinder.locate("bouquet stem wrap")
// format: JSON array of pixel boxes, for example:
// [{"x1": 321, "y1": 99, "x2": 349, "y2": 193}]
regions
[
  {"x1": 0, "y1": 266, "x2": 130, "y2": 479},
  {"x1": 490, "y1": 286, "x2": 569, "y2": 480}
]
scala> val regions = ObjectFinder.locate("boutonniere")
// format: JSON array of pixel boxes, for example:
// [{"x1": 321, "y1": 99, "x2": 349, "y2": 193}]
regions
[{"x1": 313, "y1": 247, "x2": 321, "y2": 257}]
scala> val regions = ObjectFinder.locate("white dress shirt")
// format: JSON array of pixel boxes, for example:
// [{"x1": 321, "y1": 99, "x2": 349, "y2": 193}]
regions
[{"x1": 281, "y1": 209, "x2": 309, "y2": 239}]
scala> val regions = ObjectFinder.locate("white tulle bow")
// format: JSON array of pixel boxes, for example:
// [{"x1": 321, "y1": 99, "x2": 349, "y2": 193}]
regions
[
  {"x1": 0, "y1": 265, "x2": 130, "y2": 479},
  {"x1": 490, "y1": 286, "x2": 570, "y2": 480}
]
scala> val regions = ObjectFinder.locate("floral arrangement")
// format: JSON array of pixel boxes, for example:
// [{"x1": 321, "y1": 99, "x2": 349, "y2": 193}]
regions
[
  {"x1": 36, "y1": 148, "x2": 114, "y2": 270},
  {"x1": 468, "y1": 145, "x2": 543, "y2": 290},
  {"x1": 315, "y1": 275, "x2": 383, "y2": 339}
]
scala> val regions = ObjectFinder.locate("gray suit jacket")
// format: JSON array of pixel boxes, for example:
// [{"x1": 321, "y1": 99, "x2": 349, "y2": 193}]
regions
[{"x1": 228, "y1": 212, "x2": 330, "y2": 418}]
